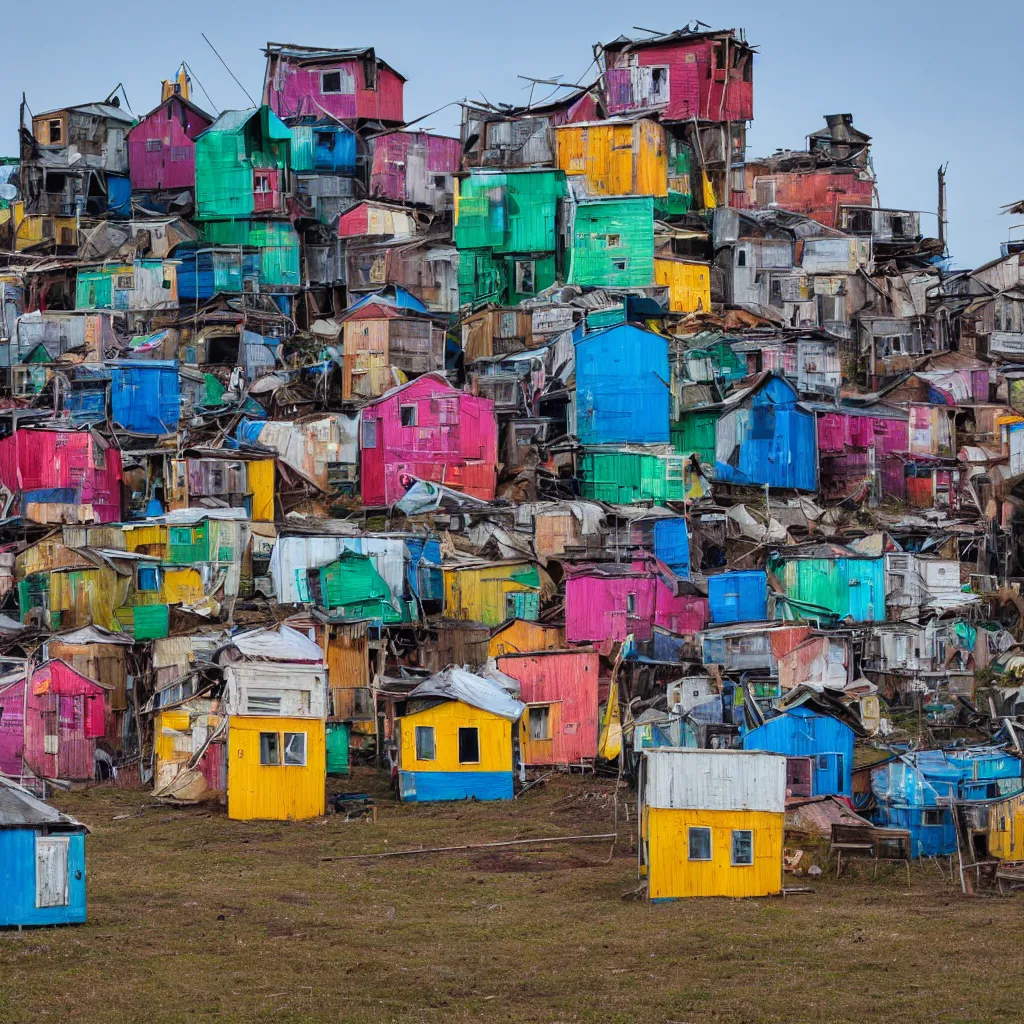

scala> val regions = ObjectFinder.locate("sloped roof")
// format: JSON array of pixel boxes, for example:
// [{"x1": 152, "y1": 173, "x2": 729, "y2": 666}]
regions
[
  {"x1": 223, "y1": 624, "x2": 324, "y2": 663},
  {"x1": 408, "y1": 666, "x2": 525, "y2": 720},
  {"x1": 0, "y1": 776, "x2": 89, "y2": 831}
]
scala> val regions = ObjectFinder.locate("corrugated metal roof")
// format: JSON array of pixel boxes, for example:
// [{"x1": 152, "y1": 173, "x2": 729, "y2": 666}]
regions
[
  {"x1": 0, "y1": 776, "x2": 89, "y2": 831},
  {"x1": 644, "y1": 748, "x2": 787, "y2": 813}
]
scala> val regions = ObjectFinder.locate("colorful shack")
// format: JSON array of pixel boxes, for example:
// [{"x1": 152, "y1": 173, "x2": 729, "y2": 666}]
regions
[
  {"x1": 555, "y1": 118, "x2": 667, "y2": 196},
  {"x1": 396, "y1": 667, "x2": 524, "y2": 802},
  {"x1": 565, "y1": 564, "x2": 708, "y2": 644},
  {"x1": 0, "y1": 661, "x2": 108, "y2": 782},
  {"x1": 370, "y1": 131, "x2": 462, "y2": 210},
  {"x1": 496, "y1": 649, "x2": 599, "y2": 767},
  {"x1": 127, "y1": 94, "x2": 213, "y2": 193},
  {"x1": 0, "y1": 776, "x2": 89, "y2": 928},
  {"x1": 443, "y1": 560, "x2": 542, "y2": 628},
  {"x1": 567, "y1": 196, "x2": 655, "y2": 289},
  {"x1": 641, "y1": 748, "x2": 786, "y2": 899},
  {"x1": 575, "y1": 324, "x2": 670, "y2": 445},
  {"x1": 707, "y1": 571, "x2": 768, "y2": 624},
  {"x1": 771, "y1": 549, "x2": 886, "y2": 624},
  {"x1": 813, "y1": 403, "x2": 909, "y2": 502},
  {"x1": 359, "y1": 373, "x2": 498, "y2": 506}
]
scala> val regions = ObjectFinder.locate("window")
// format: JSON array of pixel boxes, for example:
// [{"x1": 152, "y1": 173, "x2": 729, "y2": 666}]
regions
[
  {"x1": 259, "y1": 731, "x2": 281, "y2": 766},
  {"x1": 362, "y1": 417, "x2": 377, "y2": 448},
  {"x1": 742, "y1": 54, "x2": 753, "y2": 83},
  {"x1": 48, "y1": 119, "x2": 62, "y2": 144},
  {"x1": 321, "y1": 71, "x2": 343, "y2": 94},
  {"x1": 611, "y1": 258, "x2": 628, "y2": 272},
  {"x1": 891, "y1": 215, "x2": 905, "y2": 237},
  {"x1": 515, "y1": 260, "x2": 536, "y2": 295},
  {"x1": 115, "y1": 273, "x2": 134, "y2": 290},
  {"x1": 736, "y1": 249, "x2": 747, "y2": 268},
  {"x1": 626, "y1": 592, "x2": 637, "y2": 614},
  {"x1": 458, "y1": 727, "x2": 480, "y2": 764},
  {"x1": 817, "y1": 754, "x2": 830, "y2": 771},
  {"x1": 688, "y1": 826, "x2": 712, "y2": 861},
  {"x1": 528, "y1": 705, "x2": 551, "y2": 741},
  {"x1": 415, "y1": 725, "x2": 436, "y2": 761},
  {"x1": 713, "y1": 43, "x2": 726, "y2": 70},
  {"x1": 352, "y1": 687, "x2": 372, "y2": 718},
  {"x1": 400, "y1": 404, "x2": 418, "y2": 427},
  {"x1": 731, "y1": 830, "x2": 754, "y2": 866},
  {"x1": 649, "y1": 66, "x2": 669, "y2": 104},
  {"x1": 316, "y1": 132, "x2": 335, "y2": 149},
  {"x1": 145, "y1": 138, "x2": 162, "y2": 152},
  {"x1": 283, "y1": 732, "x2": 307, "y2": 766},
  {"x1": 247, "y1": 694, "x2": 282, "y2": 714},
  {"x1": 137, "y1": 565, "x2": 159, "y2": 592},
  {"x1": 605, "y1": 233, "x2": 622, "y2": 248},
  {"x1": 254, "y1": 173, "x2": 272, "y2": 194},
  {"x1": 1000, "y1": 816, "x2": 1007, "y2": 831},
  {"x1": 433, "y1": 174, "x2": 447, "y2": 190},
  {"x1": 923, "y1": 809, "x2": 945, "y2": 826},
  {"x1": 755, "y1": 178, "x2": 776, "y2": 207}
]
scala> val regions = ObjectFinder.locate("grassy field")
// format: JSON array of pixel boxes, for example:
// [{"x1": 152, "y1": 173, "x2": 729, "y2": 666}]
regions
[{"x1": 1, "y1": 769, "x2": 1021, "y2": 1024}]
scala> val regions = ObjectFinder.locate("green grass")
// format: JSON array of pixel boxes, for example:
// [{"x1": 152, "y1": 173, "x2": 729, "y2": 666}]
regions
[{"x1": 1, "y1": 770, "x2": 1021, "y2": 1023}]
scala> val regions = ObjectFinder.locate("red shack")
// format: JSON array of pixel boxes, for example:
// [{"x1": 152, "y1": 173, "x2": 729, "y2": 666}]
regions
[
  {"x1": 359, "y1": 373, "x2": 498, "y2": 506},
  {"x1": 127, "y1": 95, "x2": 213, "y2": 192},
  {"x1": 370, "y1": 131, "x2": 463, "y2": 211},
  {"x1": 597, "y1": 27, "x2": 754, "y2": 123},
  {"x1": 0, "y1": 427, "x2": 123, "y2": 524},
  {"x1": 496, "y1": 649, "x2": 600, "y2": 767},
  {"x1": 263, "y1": 43, "x2": 405, "y2": 125},
  {"x1": 0, "y1": 660, "x2": 108, "y2": 782}
]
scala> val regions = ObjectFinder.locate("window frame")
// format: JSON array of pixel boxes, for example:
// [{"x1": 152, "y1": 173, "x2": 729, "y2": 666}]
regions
[
  {"x1": 415, "y1": 725, "x2": 436, "y2": 761},
  {"x1": 399, "y1": 404, "x2": 418, "y2": 428},
  {"x1": 687, "y1": 826, "x2": 712, "y2": 861},
  {"x1": 922, "y1": 809, "x2": 945, "y2": 827},
  {"x1": 259, "y1": 731, "x2": 281, "y2": 766},
  {"x1": 528, "y1": 705, "x2": 551, "y2": 741},
  {"x1": 283, "y1": 731, "x2": 307, "y2": 767},
  {"x1": 321, "y1": 70, "x2": 343, "y2": 94},
  {"x1": 458, "y1": 726, "x2": 481, "y2": 765},
  {"x1": 731, "y1": 829, "x2": 754, "y2": 866}
]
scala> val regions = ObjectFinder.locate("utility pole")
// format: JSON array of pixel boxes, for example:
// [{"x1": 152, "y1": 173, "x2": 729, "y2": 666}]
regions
[{"x1": 937, "y1": 164, "x2": 948, "y2": 254}]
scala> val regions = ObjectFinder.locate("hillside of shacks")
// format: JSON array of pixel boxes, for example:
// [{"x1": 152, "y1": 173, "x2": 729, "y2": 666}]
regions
[{"x1": 5, "y1": 21, "x2": 1024, "y2": 920}]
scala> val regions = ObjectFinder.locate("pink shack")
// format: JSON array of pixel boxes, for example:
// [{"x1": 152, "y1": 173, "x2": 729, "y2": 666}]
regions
[
  {"x1": 565, "y1": 563, "x2": 709, "y2": 644},
  {"x1": 370, "y1": 131, "x2": 463, "y2": 211},
  {"x1": 0, "y1": 427, "x2": 123, "y2": 524},
  {"x1": 0, "y1": 660, "x2": 107, "y2": 781},
  {"x1": 496, "y1": 649, "x2": 599, "y2": 766},
  {"x1": 263, "y1": 43, "x2": 405, "y2": 125},
  {"x1": 127, "y1": 94, "x2": 213, "y2": 192},
  {"x1": 360, "y1": 373, "x2": 497, "y2": 506},
  {"x1": 815, "y1": 404, "x2": 909, "y2": 502}
]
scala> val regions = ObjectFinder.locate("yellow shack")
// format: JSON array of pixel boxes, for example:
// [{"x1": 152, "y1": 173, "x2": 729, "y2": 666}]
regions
[
  {"x1": 641, "y1": 748, "x2": 786, "y2": 899},
  {"x1": 654, "y1": 257, "x2": 711, "y2": 313},
  {"x1": 988, "y1": 790, "x2": 1024, "y2": 860},
  {"x1": 396, "y1": 667, "x2": 524, "y2": 803},
  {"x1": 487, "y1": 618, "x2": 564, "y2": 659},
  {"x1": 556, "y1": 119, "x2": 667, "y2": 197},
  {"x1": 442, "y1": 560, "x2": 543, "y2": 627}
]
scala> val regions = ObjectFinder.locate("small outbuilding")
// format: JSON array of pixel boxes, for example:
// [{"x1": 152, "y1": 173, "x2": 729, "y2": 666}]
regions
[{"x1": 0, "y1": 776, "x2": 89, "y2": 928}]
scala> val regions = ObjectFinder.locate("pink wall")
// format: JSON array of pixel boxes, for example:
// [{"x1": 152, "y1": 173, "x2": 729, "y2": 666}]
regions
[
  {"x1": 565, "y1": 572, "x2": 707, "y2": 643},
  {"x1": 360, "y1": 374, "x2": 497, "y2": 505},
  {"x1": 267, "y1": 57, "x2": 404, "y2": 123},
  {"x1": 128, "y1": 97, "x2": 212, "y2": 191},
  {"x1": 817, "y1": 411, "x2": 908, "y2": 500},
  {"x1": 603, "y1": 38, "x2": 753, "y2": 122},
  {"x1": 817, "y1": 411, "x2": 908, "y2": 457},
  {"x1": 370, "y1": 132, "x2": 463, "y2": 204},
  {"x1": 0, "y1": 430, "x2": 123, "y2": 523},
  {"x1": 496, "y1": 650, "x2": 599, "y2": 765}
]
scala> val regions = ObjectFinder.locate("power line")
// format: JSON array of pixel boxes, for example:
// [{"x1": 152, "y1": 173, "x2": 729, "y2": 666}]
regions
[{"x1": 201, "y1": 33, "x2": 257, "y2": 108}]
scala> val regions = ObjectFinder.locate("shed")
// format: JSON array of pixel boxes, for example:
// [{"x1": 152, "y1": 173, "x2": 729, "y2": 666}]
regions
[
  {"x1": 567, "y1": 196, "x2": 655, "y2": 288},
  {"x1": 575, "y1": 324, "x2": 669, "y2": 445},
  {"x1": 128, "y1": 95, "x2": 213, "y2": 192},
  {"x1": 654, "y1": 258, "x2": 711, "y2": 313},
  {"x1": 555, "y1": 118, "x2": 667, "y2": 197},
  {"x1": 707, "y1": 571, "x2": 767, "y2": 624},
  {"x1": 0, "y1": 776, "x2": 89, "y2": 928},
  {"x1": 443, "y1": 561, "x2": 542, "y2": 628},
  {"x1": 109, "y1": 361, "x2": 181, "y2": 435},
  {"x1": 641, "y1": 748, "x2": 785, "y2": 899},
  {"x1": 742, "y1": 705, "x2": 855, "y2": 797},
  {"x1": 497, "y1": 649, "x2": 599, "y2": 766},
  {"x1": 396, "y1": 667, "x2": 524, "y2": 802},
  {"x1": 487, "y1": 619, "x2": 565, "y2": 659}
]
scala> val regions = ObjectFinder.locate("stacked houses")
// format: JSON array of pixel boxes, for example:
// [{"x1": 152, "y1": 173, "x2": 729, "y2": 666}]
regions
[{"x1": 0, "y1": 24, "x2": 1024, "y2": 904}]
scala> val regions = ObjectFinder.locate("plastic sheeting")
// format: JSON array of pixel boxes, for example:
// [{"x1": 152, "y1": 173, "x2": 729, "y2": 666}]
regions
[{"x1": 408, "y1": 666, "x2": 525, "y2": 721}]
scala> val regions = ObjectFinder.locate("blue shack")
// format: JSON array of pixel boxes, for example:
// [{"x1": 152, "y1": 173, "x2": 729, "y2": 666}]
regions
[
  {"x1": 109, "y1": 361, "x2": 181, "y2": 435},
  {"x1": 0, "y1": 777, "x2": 89, "y2": 929},
  {"x1": 575, "y1": 324, "x2": 669, "y2": 445},
  {"x1": 653, "y1": 517, "x2": 691, "y2": 579},
  {"x1": 743, "y1": 704, "x2": 855, "y2": 797},
  {"x1": 290, "y1": 121, "x2": 358, "y2": 174},
  {"x1": 871, "y1": 747, "x2": 1023, "y2": 857},
  {"x1": 708, "y1": 570, "x2": 768, "y2": 623},
  {"x1": 174, "y1": 245, "x2": 261, "y2": 302},
  {"x1": 714, "y1": 373, "x2": 817, "y2": 491}
]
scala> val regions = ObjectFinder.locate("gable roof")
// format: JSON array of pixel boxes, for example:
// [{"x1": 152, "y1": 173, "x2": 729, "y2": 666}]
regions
[{"x1": 0, "y1": 776, "x2": 89, "y2": 831}]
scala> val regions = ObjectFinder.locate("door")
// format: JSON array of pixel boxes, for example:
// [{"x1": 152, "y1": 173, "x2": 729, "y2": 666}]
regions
[
  {"x1": 786, "y1": 757, "x2": 812, "y2": 798},
  {"x1": 35, "y1": 835, "x2": 71, "y2": 908}
]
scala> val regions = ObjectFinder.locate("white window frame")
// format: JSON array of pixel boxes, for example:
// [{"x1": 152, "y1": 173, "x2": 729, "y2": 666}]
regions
[
  {"x1": 283, "y1": 731, "x2": 307, "y2": 767},
  {"x1": 415, "y1": 725, "x2": 436, "y2": 761},
  {"x1": 731, "y1": 829, "x2": 754, "y2": 866}
]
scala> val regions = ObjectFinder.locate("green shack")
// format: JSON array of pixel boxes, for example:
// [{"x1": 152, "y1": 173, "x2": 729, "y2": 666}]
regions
[
  {"x1": 579, "y1": 447, "x2": 687, "y2": 505},
  {"x1": 671, "y1": 407, "x2": 719, "y2": 466},
  {"x1": 455, "y1": 168, "x2": 566, "y2": 305},
  {"x1": 309, "y1": 551, "x2": 404, "y2": 623},
  {"x1": 567, "y1": 196, "x2": 655, "y2": 289}
]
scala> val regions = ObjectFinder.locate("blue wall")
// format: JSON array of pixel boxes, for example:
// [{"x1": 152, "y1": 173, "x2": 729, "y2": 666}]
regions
[
  {"x1": 653, "y1": 518, "x2": 690, "y2": 579},
  {"x1": 714, "y1": 375, "x2": 817, "y2": 491},
  {"x1": 175, "y1": 247, "x2": 261, "y2": 302},
  {"x1": 708, "y1": 570, "x2": 767, "y2": 623},
  {"x1": 743, "y1": 706, "x2": 854, "y2": 796},
  {"x1": 575, "y1": 324, "x2": 669, "y2": 444},
  {"x1": 110, "y1": 362, "x2": 181, "y2": 435},
  {"x1": 0, "y1": 830, "x2": 87, "y2": 927},
  {"x1": 398, "y1": 771, "x2": 513, "y2": 802}
]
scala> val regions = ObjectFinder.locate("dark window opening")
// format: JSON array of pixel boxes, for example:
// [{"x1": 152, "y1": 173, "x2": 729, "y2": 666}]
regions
[
  {"x1": 891, "y1": 215, "x2": 905, "y2": 237},
  {"x1": 48, "y1": 119, "x2": 62, "y2": 144},
  {"x1": 736, "y1": 249, "x2": 747, "y2": 268},
  {"x1": 321, "y1": 71, "x2": 342, "y2": 94},
  {"x1": 433, "y1": 174, "x2": 447, "y2": 189},
  {"x1": 713, "y1": 43, "x2": 726, "y2": 70},
  {"x1": 400, "y1": 404, "x2": 417, "y2": 427},
  {"x1": 923, "y1": 809, "x2": 945, "y2": 826},
  {"x1": 206, "y1": 333, "x2": 240, "y2": 366},
  {"x1": 742, "y1": 54, "x2": 753, "y2": 82},
  {"x1": 458, "y1": 727, "x2": 480, "y2": 764}
]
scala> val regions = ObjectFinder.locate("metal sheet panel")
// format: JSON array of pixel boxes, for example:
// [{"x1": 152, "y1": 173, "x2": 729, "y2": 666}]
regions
[{"x1": 644, "y1": 748, "x2": 787, "y2": 812}]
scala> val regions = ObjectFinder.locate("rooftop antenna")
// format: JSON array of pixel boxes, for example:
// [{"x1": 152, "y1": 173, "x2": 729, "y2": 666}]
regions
[
  {"x1": 632, "y1": 26, "x2": 667, "y2": 35},
  {"x1": 201, "y1": 32, "x2": 257, "y2": 107}
]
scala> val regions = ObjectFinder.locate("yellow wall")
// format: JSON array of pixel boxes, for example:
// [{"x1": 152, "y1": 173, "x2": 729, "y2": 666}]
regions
[
  {"x1": 556, "y1": 120, "x2": 667, "y2": 197},
  {"x1": 10, "y1": 202, "x2": 78, "y2": 251},
  {"x1": 488, "y1": 620, "x2": 564, "y2": 658},
  {"x1": 247, "y1": 459, "x2": 275, "y2": 521},
  {"x1": 443, "y1": 564, "x2": 535, "y2": 627},
  {"x1": 519, "y1": 703, "x2": 561, "y2": 765},
  {"x1": 162, "y1": 567, "x2": 204, "y2": 605},
  {"x1": 654, "y1": 258, "x2": 711, "y2": 313},
  {"x1": 227, "y1": 716, "x2": 326, "y2": 821},
  {"x1": 49, "y1": 567, "x2": 130, "y2": 631},
  {"x1": 124, "y1": 524, "x2": 168, "y2": 556},
  {"x1": 399, "y1": 700, "x2": 513, "y2": 774},
  {"x1": 988, "y1": 791, "x2": 1024, "y2": 860},
  {"x1": 645, "y1": 807, "x2": 784, "y2": 898}
]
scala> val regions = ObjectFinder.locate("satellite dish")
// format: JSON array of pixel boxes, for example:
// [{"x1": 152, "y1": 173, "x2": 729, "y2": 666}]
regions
[{"x1": 0, "y1": 184, "x2": 17, "y2": 201}]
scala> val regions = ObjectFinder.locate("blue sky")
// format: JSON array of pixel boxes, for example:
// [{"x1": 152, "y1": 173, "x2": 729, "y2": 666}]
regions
[{"x1": 3, "y1": 0, "x2": 1020, "y2": 266}]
